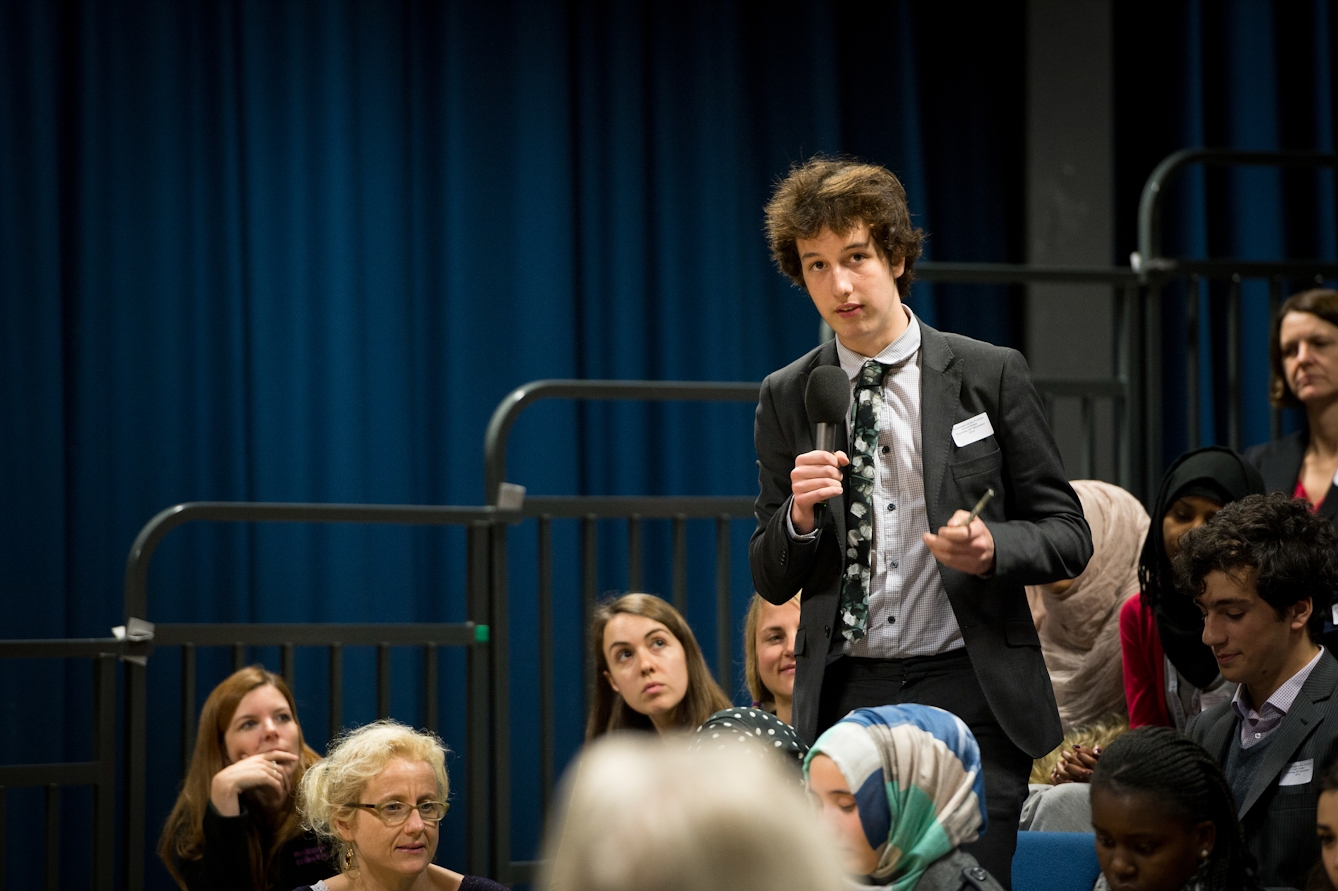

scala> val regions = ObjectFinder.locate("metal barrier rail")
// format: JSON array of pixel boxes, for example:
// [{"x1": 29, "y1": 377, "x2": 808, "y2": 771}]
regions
[
  {"x1": 1134, "y1": 149, "x2": 1338, "y2": 463},
  {"x1": 0, "y1": 642, "x2": 142, "y2": 891},
  {"x1": 119, "y1": 501, "x2": 516, "y2": 890}
]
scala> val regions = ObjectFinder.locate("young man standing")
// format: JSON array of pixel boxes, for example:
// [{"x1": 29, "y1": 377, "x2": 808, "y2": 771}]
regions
[
  {"x1": 1179, "y1": 492, "x2": 1338, "y2": 889},
  {"x1": 750, "y1": 156, "x2": 1092, "y2": 880}
]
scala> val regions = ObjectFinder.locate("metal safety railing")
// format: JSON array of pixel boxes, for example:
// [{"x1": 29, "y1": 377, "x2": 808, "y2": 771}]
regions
[
  {"x1": 1134, "y1": 148, "x2": 1338, "y2": 464},
  {"x1": 116, "y1": 501, "x2": 515, "y2": 890}
]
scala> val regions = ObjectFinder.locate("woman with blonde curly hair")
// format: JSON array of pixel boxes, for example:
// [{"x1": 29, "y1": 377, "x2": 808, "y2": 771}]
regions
[
  {"x1": 295, "y1": 719, "x2": 505, "y2": 891},
  {"x1": 585, "y1": 593, "x2": 732, "y2": 740},
  {"x1": 157, "y1": 665, "x2": 331, "y2": 891}
]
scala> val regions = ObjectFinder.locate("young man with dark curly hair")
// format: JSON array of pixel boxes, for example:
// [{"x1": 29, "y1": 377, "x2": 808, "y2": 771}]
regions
[
  {"x1": 1177, "y1": 492, "x2": 1338, "y2": 889},
  {"x1": 749, "y1": 156, "x2": 1092, "y2": 881}
]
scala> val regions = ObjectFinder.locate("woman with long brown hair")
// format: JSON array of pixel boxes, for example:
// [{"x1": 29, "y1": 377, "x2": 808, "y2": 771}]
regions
[
  {"x1": 585, "y1": 593, "x2": 731, "y2": 739},
  {"x1": 158, "y1": 665, "x2": 333, "y2": 891}
]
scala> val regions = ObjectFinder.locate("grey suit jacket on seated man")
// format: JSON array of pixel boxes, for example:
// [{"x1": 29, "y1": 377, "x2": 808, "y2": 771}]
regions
[
  {"x1": 750, "y1": 320, "x2": 1091, "y2": 754},
  {"x1": 1188, "y1": 649, "x2": 1338, "y2": 889}
]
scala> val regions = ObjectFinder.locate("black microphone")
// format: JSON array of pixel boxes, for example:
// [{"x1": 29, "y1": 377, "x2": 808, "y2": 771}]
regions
[{"x1": 804, "y1": 366, "x2": 852, "y2": 528}]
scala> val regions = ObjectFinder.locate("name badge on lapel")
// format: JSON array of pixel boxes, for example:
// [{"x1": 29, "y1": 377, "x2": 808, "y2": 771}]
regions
[
  {"x1": 1280, "y1": 759, "x2": 1314, "y2": 787},
  {"x1": 952, "y1": 412, "x2": 994, "y2": 447}
]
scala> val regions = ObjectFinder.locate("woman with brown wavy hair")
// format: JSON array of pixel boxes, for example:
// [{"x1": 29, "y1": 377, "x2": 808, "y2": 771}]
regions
[
  {"x1": 158, "y1": 665, "x2": 333, "y2": 891},
  {"x1": 585, "y1": 593, "x2": 731, "y2": 740}
]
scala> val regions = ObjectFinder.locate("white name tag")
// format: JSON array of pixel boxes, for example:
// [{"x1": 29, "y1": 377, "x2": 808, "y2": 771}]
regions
[
  {"x1": 1280, "y1": 759, "x2": 1314, "y2": 787},
  {"x1": 951, "y1": 413, "x2": 994, "y2": 447}
]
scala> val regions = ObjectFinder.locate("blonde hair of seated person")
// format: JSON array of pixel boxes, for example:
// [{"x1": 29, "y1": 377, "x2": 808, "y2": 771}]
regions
[{"x1": 540, "y1": 735, "x2": 843, "y2": 891}]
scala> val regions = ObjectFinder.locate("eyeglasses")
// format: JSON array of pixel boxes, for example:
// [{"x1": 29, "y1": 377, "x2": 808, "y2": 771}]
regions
[{"x1": 350, "y1": 800, "x2": 449, "y2": 825}]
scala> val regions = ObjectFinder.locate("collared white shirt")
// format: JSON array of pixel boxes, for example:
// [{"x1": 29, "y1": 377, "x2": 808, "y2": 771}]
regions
[
  {"x1": 787, "y1": 308, "x2": 964, "y2": 658},
  {"x1": 1231, "y1": 646, "x2": 1324, "y2": 749}
]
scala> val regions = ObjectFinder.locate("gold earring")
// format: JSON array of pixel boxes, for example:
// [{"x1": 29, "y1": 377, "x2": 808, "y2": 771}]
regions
[
  {"x1": 1199, "y1": 849, "x2": 1210, "y2": 860},
  {"x1": 342, "y1": 846, "x2": 355, "y2": 871}
]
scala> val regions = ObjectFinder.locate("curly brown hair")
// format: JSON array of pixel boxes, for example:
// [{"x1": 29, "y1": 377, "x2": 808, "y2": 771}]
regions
[
  {"x1": 764, "y1": 155, "x2": 924, "y2": 295},
  {"x1": 1269, "y1": 288, "x2": 1338, "y2": 408},
  {"x1": 1173, "y1": 492, "x2": 1338, "y2": 643}
]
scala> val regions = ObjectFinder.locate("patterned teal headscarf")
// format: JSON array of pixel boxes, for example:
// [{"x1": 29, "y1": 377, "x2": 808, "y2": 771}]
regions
[{"x1": 804, "y1": 705, "x2": 986, "y2": 890}]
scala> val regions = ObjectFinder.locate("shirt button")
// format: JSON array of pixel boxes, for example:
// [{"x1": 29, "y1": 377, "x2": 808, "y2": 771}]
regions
[
  {"x1": 887, "y1": 503, "x2": 896, "y2": 512},
  {"x1": 889, "y1": 560, "x2": 899, "y2": 569},
  {"x1": 881, "y1": 446, "x2": 890, "y2": 454},
  {"x1": 887, "y1": 616, "x2": 896, "y2": 624},
  {"x1": 1254, "y1": 732, "x2": 1262, "y2": 739}
]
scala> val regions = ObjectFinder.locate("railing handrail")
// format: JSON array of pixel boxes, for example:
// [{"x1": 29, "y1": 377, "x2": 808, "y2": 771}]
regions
[
  {"x1": 483, "y1": 380, "x2": 762, "y2": 505},
  {"x1": 1137, "y1": 147, "x2": 1338, "y2": 272},
  {"x1": 124, "y1": 500, "x2": 518, "y2": 621},
  {"x1": 914, "y1": 261, "x2": 1136, "y2": 284}
]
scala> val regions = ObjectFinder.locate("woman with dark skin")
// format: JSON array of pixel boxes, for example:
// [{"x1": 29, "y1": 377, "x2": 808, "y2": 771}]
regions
[
  {"x1": 1051, "y1": 448, "x2": 1264, "y2": 783},
  {"x1": 1090, "y1": 727, "x2": 1258, "y2": 891}
]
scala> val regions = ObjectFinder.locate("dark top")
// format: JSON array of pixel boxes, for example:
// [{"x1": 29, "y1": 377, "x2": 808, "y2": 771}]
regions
[
  {"x1": 1245, "y1": 431, "x2": 1338, "y2": 523},
  {"x1": 176, "y1": 801, "x2": 333, "y2": 891},
  {"x1": 1188, "y1": 649, "x2": 1338, "y2": 888}
]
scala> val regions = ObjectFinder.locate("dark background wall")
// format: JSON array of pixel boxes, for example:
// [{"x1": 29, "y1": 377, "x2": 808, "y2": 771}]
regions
[{"x1": 3, "y1": 0, "x2": 1338, "y2": 887}]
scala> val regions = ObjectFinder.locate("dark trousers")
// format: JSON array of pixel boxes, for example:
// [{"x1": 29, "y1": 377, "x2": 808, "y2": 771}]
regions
[{"x1": 817, "y1": 650, "x2": 1031, "y2": 889}]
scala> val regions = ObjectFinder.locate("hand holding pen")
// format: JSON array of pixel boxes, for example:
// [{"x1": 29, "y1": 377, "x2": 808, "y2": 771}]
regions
[{"x1": 922, "y1": 488, "x2": 996, "y2": 576}]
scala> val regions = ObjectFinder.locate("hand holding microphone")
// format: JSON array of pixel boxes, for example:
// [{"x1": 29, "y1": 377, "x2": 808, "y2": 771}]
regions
[{"x1": 790, "y1": 367, "x2": 851, "y2": 535}]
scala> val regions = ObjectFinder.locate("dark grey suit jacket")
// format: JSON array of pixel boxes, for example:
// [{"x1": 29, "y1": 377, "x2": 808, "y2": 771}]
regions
[
  {"x1": 1246, "y1": 430, "x2": 1338, "y2": 522},
  {"x1": 1188, "y1": 649, "x2": 1338, "y2": 890},
  {"x1": 749, "y1": 320, "x2": 1092, "y2": 754}
]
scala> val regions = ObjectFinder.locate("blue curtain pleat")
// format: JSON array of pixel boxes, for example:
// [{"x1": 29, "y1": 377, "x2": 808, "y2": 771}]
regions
[{"x1": 2, "y1": 1, "x2": 1039, "y2": 884}]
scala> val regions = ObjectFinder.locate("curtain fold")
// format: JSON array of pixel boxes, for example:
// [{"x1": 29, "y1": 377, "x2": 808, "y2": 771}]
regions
[{"x1": 1, "y1": 1, "x2": 1033, "y2": 883}]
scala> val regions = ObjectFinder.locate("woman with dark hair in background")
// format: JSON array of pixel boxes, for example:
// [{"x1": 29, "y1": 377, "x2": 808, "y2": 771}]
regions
[
  {"x1": 1053, "y1": 448, "x2": 1263, "y2": 784},
  {"x1": 585, "y1": 593, "x2": 732, "y2": 740},
  {"x1": 1090, "y1": 727, "x2": 1257, "y2": 891},
  {"x1": 158, "y1": 665, "x2": 332, "y2": 891},
  {"x1": 1119, "y1": 447, "x2": 1265, "y2": 730},
  {"x1": 1250, "y1": 288, "x2": 1338, "y2": 523}
]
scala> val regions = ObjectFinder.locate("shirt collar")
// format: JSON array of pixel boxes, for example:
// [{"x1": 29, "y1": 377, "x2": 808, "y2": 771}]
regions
[
  {"x1": 834, "y1": 307, "x2": 921, "y2": 380},
  {"x1": 1231, "y1": 646, "x2": 1325, "y2": 719}
]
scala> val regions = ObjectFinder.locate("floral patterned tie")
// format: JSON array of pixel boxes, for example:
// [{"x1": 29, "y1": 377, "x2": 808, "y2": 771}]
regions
[{"x1": 838, "y1": 359, "x2": 887, "y2": 642}]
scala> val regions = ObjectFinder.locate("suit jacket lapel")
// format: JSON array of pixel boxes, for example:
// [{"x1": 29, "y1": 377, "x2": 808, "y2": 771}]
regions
[
  {"x1": 802, "y1": 341, "x2": 848, "y2": 549},
  {"x1": 918, "y1": 321, "x2": 960, "y2": 529},
  {"x1": 1238, "y1": 653, "x2": 1337, "y2": 818}
]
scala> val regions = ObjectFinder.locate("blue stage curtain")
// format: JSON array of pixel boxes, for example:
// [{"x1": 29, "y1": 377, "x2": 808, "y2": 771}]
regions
[
  {"x1": 1115, "y1": 0, "x2": 1338, "y2": 468},
  {"x1": 1, "y1": 1, "x2": 1026, "y2": 884}
]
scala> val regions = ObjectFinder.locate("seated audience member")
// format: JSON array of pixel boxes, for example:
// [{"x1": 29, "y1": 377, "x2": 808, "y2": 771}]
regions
[
  {"x1": 1121, "y1": 447, "x2": 1264, "y2": 730},
  {"x1": 1027, "y1": 480, "x2": 1149, "y2": 731},
  {"x1": 1089, "y1": 727, "x2": 1258, "y2": 891},
  {"x1": 1177, "y1": 493, "x2": 1338, "y2": 889},
  {"x1": 692, "y1": 706, "x2": 809, "y2": 779},
  {"x1": 539, "y1": 734, "x2": 843, "y2": 891},
  {"x1": 805, "y1": 704, "x2": 1004, "y2": 891},
  {"x1": 1017, "y1": 716, "x2": 1126, "y2": 832},
  {"x1": 296, "y1": 719, "x2": 505, "y2": 891},
  {"x1": 1314, "y1": 754, "x2": 1338, "y2": 891},
  {"x1": 744, "y1": 592, "x2": 800, "y2": 725},
  {"x1": 158, "y1": 665, "x2": 332, "y2": 891},
  {"x1": 1249, "y1": 288, "x2": 1338, "y2": 525},
  {"x1": 586, "y1": 592, "x2": 732, "y2": 740}
]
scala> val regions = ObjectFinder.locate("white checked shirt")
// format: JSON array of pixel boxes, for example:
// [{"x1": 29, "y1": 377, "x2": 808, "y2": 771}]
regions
[
  {"x1": 789, "y1": 308, "x2": 964, "y2": 657},
  {"x1": 1231, "y1": 646, "x2": 1324, "y2": 748}
]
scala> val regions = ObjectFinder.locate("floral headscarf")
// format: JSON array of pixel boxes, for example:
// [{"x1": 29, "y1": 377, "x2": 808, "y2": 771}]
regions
[{"x1": 805, "y1": 705, "x2": 985, "y2": 891}]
